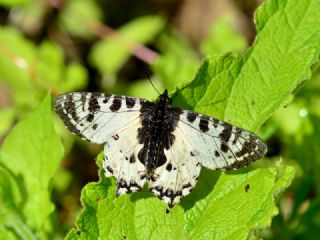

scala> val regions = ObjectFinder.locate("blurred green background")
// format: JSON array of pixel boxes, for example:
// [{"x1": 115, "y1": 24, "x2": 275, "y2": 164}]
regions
[{"x1": 0, "y1": 0, "x2": 319, "y2": 239}]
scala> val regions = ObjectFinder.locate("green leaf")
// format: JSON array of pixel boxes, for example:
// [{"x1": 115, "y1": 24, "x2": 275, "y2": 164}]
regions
[
  {"x1": 200, "y1": 14, "x2": 247, "y2": 55},
  {"x1": 0, "y1": 28, "x2": 87, "y2": 109},
  {"x1": 0, "y1": 94, "x2": 64, "y2": 232},
  {"x1": 183, "y1": 166, "x2": 295, "y2": 240},
  {"x1": 58, "y1": 0, "x2": 102, "y2": 38},
  {"x1": 171, "y1": 54, "x2": 241, "y2": 120},
  {"x1": 89, "y1": 15, "x2": 165, "y2": 77},
  {"x1": 153, "y1": 29, "x2": 199, "y2": 91},
  {"x1": 0, "y1": 27, "x2": 37, "y2": 107},
  {"x1": 35, "y1": 41, "x2": 88, "y2": 92},
  {"x1": 67, "y1": 155, "x2": 294, "y2": 239},
  {"x1": 173, "y1": 0, "x2": 320, "y2": 132},
  {"x1": 0, "y1": 165, "x2": 36, "y2": 239}
]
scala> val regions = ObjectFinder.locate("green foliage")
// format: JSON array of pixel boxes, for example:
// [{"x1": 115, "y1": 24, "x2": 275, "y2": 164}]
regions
[
  {"x1": 63, "y1": 0, "x2": 320, "y2": 238},
  {"x1": 0, "y1": 27, "x2": 88, "y2": 109},
  {"x1": 58, "y1": 0, "x2": 103, "y2": 38},
  {"x1": 0, "y1": 95, "x2": 64, "y2": 238},
  {"x1": 66, "y1": 155, "x2": 294, "y2": 240},
  {"x1": 0, "y1": 0, "x2": 26, "y2": 8},
  {"x1": 0, "y1": 0, "x2": 319, "y2": 239},
  {"x1": 173, "y1": 0, "x2": 320, "y2": 132},
  {"x1": 200, "y1": 14, "x2": 247, "y2": 55},
  {"x1": 89, "y1": 15, "x2": 165, "y2": 78}
]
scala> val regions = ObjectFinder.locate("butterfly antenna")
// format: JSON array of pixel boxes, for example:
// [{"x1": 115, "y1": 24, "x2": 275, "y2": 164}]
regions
[{"x1": 146, "y1": 72, "x2": 161, "y2": 95}]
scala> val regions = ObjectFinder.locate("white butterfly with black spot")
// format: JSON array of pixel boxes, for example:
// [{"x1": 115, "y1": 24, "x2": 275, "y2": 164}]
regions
[{"x1": 54, "y1": 90, "x2": 267, "y2": 207}]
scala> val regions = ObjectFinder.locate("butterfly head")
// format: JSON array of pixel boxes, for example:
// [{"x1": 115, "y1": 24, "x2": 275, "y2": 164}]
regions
[{"x1": 156, "y1": 90, "x2": 171, "y2": 107}]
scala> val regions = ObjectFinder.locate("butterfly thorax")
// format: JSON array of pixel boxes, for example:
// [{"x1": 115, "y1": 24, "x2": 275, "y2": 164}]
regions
[{"x1": 137, "y1": 90, "x2": 181, "y2": 179}]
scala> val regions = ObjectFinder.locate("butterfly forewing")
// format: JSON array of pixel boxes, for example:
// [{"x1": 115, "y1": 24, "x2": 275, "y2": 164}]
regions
[
  {"x1": 177, "y1": 110, "x2": 267, "y2": 170},
  {"x1": 54, "y1": 92, "x2": 145, "y2": 144}
]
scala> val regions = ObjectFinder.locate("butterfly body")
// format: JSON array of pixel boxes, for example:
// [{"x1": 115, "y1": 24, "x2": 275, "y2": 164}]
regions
[
  {"x1": 138, "y1": 90, "x2": 182, "y2": 177},
  {"x1": 54, "y1": 90, "x2": 267, "y2": 207}
]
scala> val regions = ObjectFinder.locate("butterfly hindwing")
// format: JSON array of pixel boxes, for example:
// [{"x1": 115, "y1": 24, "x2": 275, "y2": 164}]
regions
[
  {"x1": 149, "y1": 126, "x2": 201, "y2": 207},
  {"x1": 102, "y1": 119, "x2": 146, "y2": 196},
  {"x1": 177, "y1": 110, "x2": 267, "y2": 170},
  {"x1": 54, "y1": 92, "x2": 146, "y2": 144}
]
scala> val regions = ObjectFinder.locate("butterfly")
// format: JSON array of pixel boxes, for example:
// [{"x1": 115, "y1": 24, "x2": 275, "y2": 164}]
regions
[{"x1": 54, "y1": 90, "x2": 267, "y2": 208}]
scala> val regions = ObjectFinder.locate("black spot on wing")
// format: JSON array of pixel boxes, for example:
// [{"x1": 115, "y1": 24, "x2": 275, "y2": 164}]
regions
[
  {"x1": 212, "y1": 118, "x2": 219, "y2": 128},
  {"x1": 92, "y1": 123, "x2": 98, "y2": 130},
  {"x1": 103, "y1": 95, "x2": 111, "y2": 104},
  {"x1": 110, "y1": 98, "x2": 122, "y2": 112},
  {"x1": 220, "y1": 143, "x2": 229, "y2": 153},
  {"x1": 214, "y1": 150, "x2": 220, "y2": 157},
  {"x1": 199, "y1": 116, "x2": 209, "y2": 132},
  {"x1": 86, "y1": 114, "x2": 94, "y2": 122},
  {"x1": 66, "y1": 94, "x2": 79, "y2": 122},
  {"x1": 125, "y1": 97, "x2": 136, "y2": 108},
  {"x1": 112, "y1": 134, "x2": 120, "y2": 140},
  {"x1": 219, "y1": 122, "x2": 233, "y2": 143},
  {"x1": 166, "y1": 163, "x2": 173, "y2": 171},
  {"x1": 232, "y1": 128, "x2": 243, "y2": 145},
  {"x1": 190, "y1": 150, "x2": 196, "y2": 156},
  {"x1": 107, "y1": 165, "x2": 113, "y2": 174},
  {"x1": 80, "y1": 93, "x2": 86, "y2": 111},
  {"x1": 116, "y1": 178, "x2": 142, "y2": 195},
  {"x1": 129, "y1": 154, "x2": 136, "y2": 163},
  {"x1": 187, "y1": 111, "x2": 198, "y2": 122},
  {"x1": 88, "y1": 94, "x2": 100, "y2": 112}
]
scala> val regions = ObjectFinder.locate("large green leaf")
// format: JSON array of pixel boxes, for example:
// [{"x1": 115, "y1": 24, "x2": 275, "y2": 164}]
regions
[
  {"x1": 172, "y1": 0, "x2": 320, "y2": 132},
  {"x1": 0, "y1": 95, "x2": 64, "y2": 233}
]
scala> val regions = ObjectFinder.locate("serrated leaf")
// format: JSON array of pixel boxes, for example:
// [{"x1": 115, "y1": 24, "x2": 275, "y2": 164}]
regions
[
  {"x1": 182, "y1": 166, "x2": 295, "y2": 240},
  {"x1": 0, "y1": 94, "x2": 64, "y2": 231}
]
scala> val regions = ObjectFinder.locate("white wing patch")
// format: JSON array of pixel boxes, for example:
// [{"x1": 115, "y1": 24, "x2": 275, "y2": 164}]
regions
[{"x1": 54, "y1": 92, "x2": 145, "y2": 144}]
